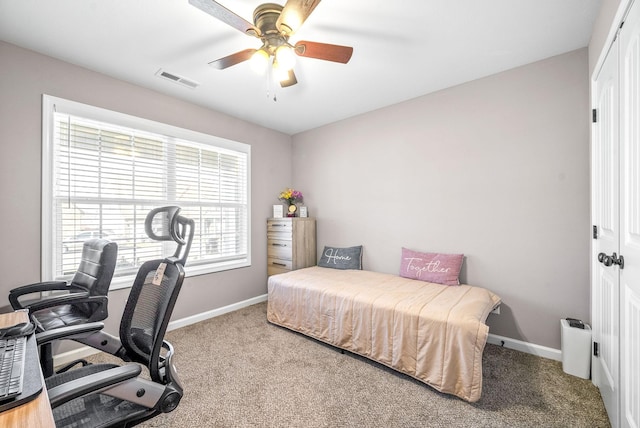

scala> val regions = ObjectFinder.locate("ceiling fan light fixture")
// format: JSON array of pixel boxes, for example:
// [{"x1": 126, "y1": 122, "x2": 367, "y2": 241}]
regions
[
  {"x1": 279, "y1": 69, "x2": 298, "y2": 88},
  {"x1": 250, "y1": 48, "x2": 270, "y2": 74},
  {"x1": 275, "y1": 45, "x2": 296, "y2": 71},
  {"x1": 272, "y1": 60, "x2": 291, "y2": 82}
]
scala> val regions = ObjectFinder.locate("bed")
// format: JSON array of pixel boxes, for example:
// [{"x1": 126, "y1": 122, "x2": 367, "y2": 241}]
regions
[{"x1": 267, "y1": 266, "x2": 501, "y2": 402}]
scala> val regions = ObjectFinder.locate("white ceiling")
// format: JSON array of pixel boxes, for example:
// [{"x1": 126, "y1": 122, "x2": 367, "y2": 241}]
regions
[{"x1": 0, "y1": 0, "x2": 600, "y2": 135}]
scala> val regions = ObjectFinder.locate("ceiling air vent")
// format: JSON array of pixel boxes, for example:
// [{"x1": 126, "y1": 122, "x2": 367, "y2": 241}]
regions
[{"x1": 155, "y1": 69, "x2": 200, "y2": 89}]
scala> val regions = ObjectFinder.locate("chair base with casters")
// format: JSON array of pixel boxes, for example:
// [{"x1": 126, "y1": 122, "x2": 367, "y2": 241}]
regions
[{"x1": 43, "y1": 339, "x2": 183, "y2": 428}]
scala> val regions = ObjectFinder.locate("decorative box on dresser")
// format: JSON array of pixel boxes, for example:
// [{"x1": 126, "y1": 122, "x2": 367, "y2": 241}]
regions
[{"x1": 267, "y1": 217, "x2": 316, "y2": 276}]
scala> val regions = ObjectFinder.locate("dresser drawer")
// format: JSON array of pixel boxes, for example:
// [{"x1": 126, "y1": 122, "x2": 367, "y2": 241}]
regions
[
  {"x1": 268, "y1": 257, "x2": 292, "y2": 272},
  {"x1": 267, "y1": 239, "x2": 292, "y2": 259},
  {"x1": 267, "y1": 220, "x2": 292, "y2": 234}
]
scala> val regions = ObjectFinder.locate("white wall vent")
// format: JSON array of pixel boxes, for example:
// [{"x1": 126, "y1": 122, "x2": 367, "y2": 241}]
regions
[{"x1": 155, "y1": 69, "x2": 200, "y2": 89}]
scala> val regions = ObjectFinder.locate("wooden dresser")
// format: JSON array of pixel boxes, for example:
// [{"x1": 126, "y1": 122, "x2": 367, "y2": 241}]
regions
[{"x1": 267, "y1": 218, "x2": 316, "y2": 276}]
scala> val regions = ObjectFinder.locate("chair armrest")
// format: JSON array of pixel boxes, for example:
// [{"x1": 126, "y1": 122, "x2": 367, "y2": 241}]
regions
[
  {"x1": 48, "y1": 364, "x2": 142, "y2": 408},
  {"x1": 24, "y1": 292, "x2": 97, "y2": 313},
  {"x1": 36, "y1": 322, "x2": 105, "y2": 346},
  {"x1": 8, "y1": 281, "x2": 69, "y2": 309}
]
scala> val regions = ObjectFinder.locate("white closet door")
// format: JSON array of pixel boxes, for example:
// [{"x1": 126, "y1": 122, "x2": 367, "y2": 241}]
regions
[
  {"x1": 620, "y1": 1, "x2": 640, "y2": 426},
  {"x1": 593, "y1": 36, "x2": 620, "y2": 427}
]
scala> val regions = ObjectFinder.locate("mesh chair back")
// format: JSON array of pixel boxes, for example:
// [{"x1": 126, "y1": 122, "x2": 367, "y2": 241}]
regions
[{"x1": 119, "y1": 259, "x2": 184, "y2": 381}]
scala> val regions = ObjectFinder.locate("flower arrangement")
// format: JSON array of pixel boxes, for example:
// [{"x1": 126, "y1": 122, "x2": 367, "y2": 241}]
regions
[{"x1": 278, "y1": 188, "x2": 303, "y2": 205}]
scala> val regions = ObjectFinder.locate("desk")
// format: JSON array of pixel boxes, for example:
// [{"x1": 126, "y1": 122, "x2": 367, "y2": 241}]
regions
[{"x1": 0, "y1": 311, "x2": 55, "y2": 427}]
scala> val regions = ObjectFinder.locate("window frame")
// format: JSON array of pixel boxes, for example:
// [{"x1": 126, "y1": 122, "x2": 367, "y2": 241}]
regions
[{"x1": 42, "y1": 95, "x2": 251, "y2": 289}]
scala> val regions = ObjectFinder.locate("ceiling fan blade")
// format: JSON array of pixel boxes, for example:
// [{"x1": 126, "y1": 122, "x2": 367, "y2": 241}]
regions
[
  {"x1": 189, "y1": 0, "x2": 260, "y2": 37},
  {"x1": 276, "y1": 0, "x2": 321, "y2": 36},
  {"x1": 294, "y1": 41, "x2": 353, "y2": 64},
  {"x1": 208, "y1": 49, "x2": 257, "y2": 70},
  {"x1": 279, "y1": 69, "x2": 298, "y2": 88}
]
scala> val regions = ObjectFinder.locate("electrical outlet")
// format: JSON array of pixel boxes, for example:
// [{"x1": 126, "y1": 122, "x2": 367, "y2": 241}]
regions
[{"x1": 490, "y1": 306, "x2": 500, "y2": 315}]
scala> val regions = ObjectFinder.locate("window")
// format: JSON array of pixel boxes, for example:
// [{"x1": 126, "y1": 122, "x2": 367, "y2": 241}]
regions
[{"x1": 42, "y1": 95, "x2": 251, "y2": 288}]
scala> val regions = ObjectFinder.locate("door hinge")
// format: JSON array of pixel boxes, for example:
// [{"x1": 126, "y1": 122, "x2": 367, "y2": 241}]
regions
[
  {"x1": 592, "y1": 108, "x2": 597, "y2": 123},
  {"x1": 593, "y1": 341, "x2": 599, "y2": 357},
  {"x1": 593, "y1": 225, "x2": 598, "y2": 239}
]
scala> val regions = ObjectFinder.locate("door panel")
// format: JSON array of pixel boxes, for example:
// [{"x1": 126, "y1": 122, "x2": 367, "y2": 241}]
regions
[
  {"x1": 593, "y1": 37, "x2": 620, "y2": 427},
  {"x1": 620, "y1": 1, "x2": 640, "y2": 426}
]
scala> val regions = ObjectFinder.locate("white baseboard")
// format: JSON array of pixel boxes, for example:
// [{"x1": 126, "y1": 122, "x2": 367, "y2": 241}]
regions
[
  {"x1": 53, "y1": 294, "x2": 268, "y2": 367},
  {"x1": 166, "y1": 294, "x2": 268, "y2": 330},
  {"x1": 487, "y1": 333, "x2": 562, "y2": 361}
]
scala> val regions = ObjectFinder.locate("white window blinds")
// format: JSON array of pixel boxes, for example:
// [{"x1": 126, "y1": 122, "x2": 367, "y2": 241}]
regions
[{"x1": 43, "y1": 96, "x2": 250, "y2": 285}]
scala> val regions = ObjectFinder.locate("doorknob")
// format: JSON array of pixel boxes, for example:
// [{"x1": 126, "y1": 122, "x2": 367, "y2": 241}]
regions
[
  {"x1": 597, "y1": 252, "x2": 624, "y2": 269},
  {"x1": 612, "y1": 252, "x2": 625, "y2": 269},
  {"x1": 598, "y1": 252, "x2": 613, "y2": 266}
]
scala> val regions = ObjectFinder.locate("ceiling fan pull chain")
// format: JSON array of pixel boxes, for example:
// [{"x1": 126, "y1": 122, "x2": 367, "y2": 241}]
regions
[
  {"x1": 266, "y1": 61, "x2": 277, "y2": 102},
  {"x1": 266, "y1": 64, "x2": 271, "y2": 100}
]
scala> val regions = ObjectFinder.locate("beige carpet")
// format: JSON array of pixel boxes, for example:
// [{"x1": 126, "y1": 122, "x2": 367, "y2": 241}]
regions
[{"x1": 86, "y1": 302, "x2": 610, "y2": 427}]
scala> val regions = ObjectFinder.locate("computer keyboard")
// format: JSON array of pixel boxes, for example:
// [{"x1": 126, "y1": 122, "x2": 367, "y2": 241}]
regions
[{"x1": 0, "y1": 336, "x2": 26, "y2": 402}]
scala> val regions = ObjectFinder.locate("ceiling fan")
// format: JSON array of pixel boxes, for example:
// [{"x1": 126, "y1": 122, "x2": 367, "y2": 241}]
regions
[{"x1": 189, "y1": 0, "x2": 353, "y2": 88}]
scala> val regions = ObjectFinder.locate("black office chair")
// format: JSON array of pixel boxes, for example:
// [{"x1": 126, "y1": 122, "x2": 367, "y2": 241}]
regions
[
  {"x1": 9, "y1": 238, "x2": 118, "y2": 376},
  {"x1": 37, "y1": 206, "x2": 194, "y2": 428}
]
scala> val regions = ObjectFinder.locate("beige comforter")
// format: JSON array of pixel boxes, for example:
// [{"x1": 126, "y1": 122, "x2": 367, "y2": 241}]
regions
[{"x1": 267, "y1": 266, "x2": 501, "y2": 402}]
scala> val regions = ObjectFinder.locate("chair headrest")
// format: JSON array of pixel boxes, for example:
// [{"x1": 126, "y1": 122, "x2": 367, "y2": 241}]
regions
[{"x1": 145, "y1": 206, "x2": 195, "y2": 266}]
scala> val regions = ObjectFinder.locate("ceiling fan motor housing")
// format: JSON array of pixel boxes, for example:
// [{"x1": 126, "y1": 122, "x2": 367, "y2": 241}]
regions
[{"x1": 253, "y1": 3, "x2": 289, "y2": 54}]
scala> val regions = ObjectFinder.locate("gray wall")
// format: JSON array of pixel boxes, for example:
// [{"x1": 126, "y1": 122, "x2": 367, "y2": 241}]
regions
[
  {"x1": 0, "y1": 41, "x2": 291, "y2": 335},
  {"x1": 292, "y1": 49, "x2": 590, "y2": 349}
]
